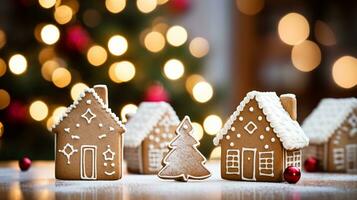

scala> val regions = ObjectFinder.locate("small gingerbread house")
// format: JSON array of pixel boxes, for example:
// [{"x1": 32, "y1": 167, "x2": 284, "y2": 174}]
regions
[
  {"x1": 124, "y1": 102, "x2": 179, "y2": 174},
  {"x1": 302, "y1": 98, "x2": 357, "y2": 173},
  {"x1": 213, "y1": 91, "x2": 309, "y2": 182},
  {"x1": 52, "y1": 85, "x2": 126, "y2": 180}
]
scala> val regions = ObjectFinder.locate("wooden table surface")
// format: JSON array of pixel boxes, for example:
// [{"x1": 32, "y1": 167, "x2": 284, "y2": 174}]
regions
[{"x1": 0, "y1": 161, "x2": 356, "y2": 200}]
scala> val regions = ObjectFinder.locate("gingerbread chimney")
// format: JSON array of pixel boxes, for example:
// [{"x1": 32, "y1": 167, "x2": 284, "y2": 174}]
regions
[
  {"x1": 280, "y1": 94, "x2": 297, "y2": 121},
  {"x1": 93, "y1": 85, "x2": 108, "y2": 105}
]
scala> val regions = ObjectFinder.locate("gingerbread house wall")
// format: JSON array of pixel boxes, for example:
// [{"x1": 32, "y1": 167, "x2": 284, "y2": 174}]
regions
[
  {"x1": 220, "y1": 99, "x2": 285, "y2": 182},
  {"x1": 124, "y1": 146, "x2": 143, "y2": 173},
  {"x1": 303, "y1": 144, "x2": 326, "y2": 170}
]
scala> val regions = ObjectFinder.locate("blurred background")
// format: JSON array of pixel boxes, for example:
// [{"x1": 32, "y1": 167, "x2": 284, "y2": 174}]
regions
[{"x1": 0, "y1": 0, "x2": 356, "y2": 160}]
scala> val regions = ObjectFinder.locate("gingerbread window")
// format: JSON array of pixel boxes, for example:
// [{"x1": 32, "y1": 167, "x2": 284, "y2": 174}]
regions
[
  {"x1": 148, "y1": 149, "x2": 165, "y2": 171},
  {"x1": 226, "y1": 149, "x2": 240, "y2": 175},
  {"x1": 346, "y1": 144, "x2": 357, "y2": 172},
  {"x1": 333, "y1": 148, "x2": 345, "y2": 170},
  {"x1": 259, "y1": 151, "x2": 274, "y2": 177},
  {"x1": 286, "y1": 150, "x2": 301, "y2": 168}
]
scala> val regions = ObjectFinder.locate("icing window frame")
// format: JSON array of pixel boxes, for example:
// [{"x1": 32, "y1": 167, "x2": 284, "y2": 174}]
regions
[
  {"x1": 226, "y1": 149, "x2": 240, "y2": 175},
  {"x1": 286, "y1": 150, "x2": 301, "y2": 169},
  {"x1": 148, "y1": 148, "x2": 165, "y2": 171},
  {"x1": 333, "y1": 148, "x2": 345, "y2": 170},
  {"x1": 258, "y1": 151, "x2": 274, "y2": 177}
]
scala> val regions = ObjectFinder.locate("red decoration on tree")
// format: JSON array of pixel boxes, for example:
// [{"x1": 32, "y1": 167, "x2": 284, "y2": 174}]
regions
[
  {"x1": 144, "y1": 83, "x2": 169, "y2": 102},
  {"x1": 6, "y1": 101, "x2": 27, "y2": 123},
  {"x1": 284, "y1": 166, "x2": 301, "y2": 184},
  {"x1": 19, "y1": 156, "x2": 32, "y2": 171},
  {"x1": 169, "y1": 0, "x2": 191, "y2": 14},
  {"x1": 304, "y1": 157, "x2": 319, "y2": 172},
  {"x1": 64, "y1": 25, "x2": 90, "y2": 53}
]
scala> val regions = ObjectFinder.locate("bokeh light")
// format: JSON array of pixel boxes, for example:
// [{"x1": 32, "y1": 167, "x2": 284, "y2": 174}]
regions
[
  {"x1": 52, "y1": 68, "x2": 72, "y2": 88},
  {"x1": 46, "y1": 117, "x2": 54, "y2": 131},
  {"x1": 9, "y1": 54, "x2": 27, "y2": 75},
  {"x1": 38, "y1": 0, "x2": 56, "y2": 9},
  {"x1": 52, "y1": 106, "x2": 67, "y2": 124},
  {"x1": 163, "y1": 59, "x2": 184, "y2": 80},
  {"x1": 29, "y1": 100, "x2": 49, "y2": 121},
  {"x1": 144, "y1": 31, "x2": 165, "y2": 52},
  {"x1": 136, "y1": 0, "x2": 157, "y2": 14},
  {"x1": 87, "y1": 45, "x2": 108, "y2": 66},
  {"x1": 278, "y1": 13, "x2": 309, "y2": 45},
  {"x1": 120, "y1": 104, "x2": 138, "y2": 122},
  {"x1": 192, "y1": 81, "x2": 213, "y2": 103},
  {"x1": 192, "y1": 122, "x2": 204, "y2": 141},
  {"x1": 0, "y1": 89, "x2": 10, "y2": 110},
  {"x1": 157, "y1": 0, "x2": 169, "y2": 5},
  {"x1": 314, "y1": 20, "x2": 336, "y2": 46},
  {"x1": 0, "y1": 121, "x2": 3, "y2": 138},
  {"x1": 291, "y1": 40, "x2": 321, "y2": 72},
  {"x1": 203, "y1": 115, "x2": 222, "y2": 135},
  {"x1": 189, "y1": 37, "x2": 209, "y2": 58},
  {"x1": 166, "y1": 25, "x2": 188, "y2": 47},
  {"x1": 40, "y1": 24, "x2": 60, "y2": 45},
  {"x1": 70, "y1": 83, "x2": 89, "y2": 100},
  {"x1": 41, "y1": 59, "x2": 60, "y2": 81},
  {"x1": 108, "y1": 61, "x2": 136, "y2": 83},
  {"x1": 0, "y1": 29, "x2": 6, "y2": 49},
  {"x1": 108, "y1": 35, "x2": 128, "y2": 56},
  {"x1": 332, "y1": 56, "x2": 357, "y2": 89},
  {"x1": 105, "y1": 0, "x2": 126, "y2": 13},
  {"x1": 236, "y1": 0, "x2": 265, "y2": 16},
  {"x1": 210, "y1": 147, "x2": 221, "y2": 160},
  {"x1": 185, "y1": 74, "x2": 205, "y2": 94},
  {"x1": 38, "y1": 47, "x2": 56, "y2": 64},
  {"x1": 0, "y1": 58, "x2": 6, "y2": 77},
  {"x1": 54, "y1": 5, "x2": 73, "y2": 25}
]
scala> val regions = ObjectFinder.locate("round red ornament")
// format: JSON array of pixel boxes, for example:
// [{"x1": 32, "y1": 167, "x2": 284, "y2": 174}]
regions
[
  {"x1": 169, "y1": 0, "x2": 191, "y2": 14},
  {"x1": 144, "y1": 83, "x2": 169, "y2": 102},
  {"x1": 304, "y1": 157, "x2": 319, "y2": 172},
  {"x1": 19, "y1": 156, "x2": 32, "y2": 171},
  {"x1": 284, "y1": 166, "x2": 301, "y2": 184}
]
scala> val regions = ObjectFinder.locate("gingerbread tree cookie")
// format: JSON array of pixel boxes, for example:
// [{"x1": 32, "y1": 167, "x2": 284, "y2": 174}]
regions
[{"x1": 158, "y1": 116, "x2": 211, "y2": 181}]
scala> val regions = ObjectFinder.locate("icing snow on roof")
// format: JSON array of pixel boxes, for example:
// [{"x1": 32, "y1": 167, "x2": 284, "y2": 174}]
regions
[
  {"x1": 52, "y1": 88, "x2": 125, "y2": 131},
  {"x1": 302, "y1": 98, "x2": 357, "y2": 144},
  {"x1": 213, "y1": 91, "x2": 309, "y2": 150},
  {"x1": 124, "y1": 102, "x2": 179, "y2": 148}
]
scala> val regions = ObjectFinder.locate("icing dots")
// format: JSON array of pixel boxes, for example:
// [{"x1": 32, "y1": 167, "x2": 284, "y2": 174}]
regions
[
  {"x1": 265, "y1": 127, "x2": 270, "y2": 132},
  {"x1": 231, "y1": 127, "x2": 236, "y2": 131},
  {"x1": 271, "y1": 138, "x2": 275, "y2": 142},
  {"x1": 249, "y1": 107, "x2": 254, "y2": 112},
  {"x1": 226, "y1": 135, "x2": 231, "y2": 140},
  {"x1": 230, "y1": 142, "x2": 234, "y2": 147},
  {"x1": 239, "y1": 116, "x2": 244, "y2": 121},
  {"x1": 260, "y1": 135, "x2": 264, "y2": 140},
  {"x1": 237, "y1": 133, "x2": 241, "y2": 138},
  {"x1": 258, "y1": 116, "x2": 262, "y2": 121},
  {"x1": 264, "y1": 144, "x2": 269, "y2": 149}
]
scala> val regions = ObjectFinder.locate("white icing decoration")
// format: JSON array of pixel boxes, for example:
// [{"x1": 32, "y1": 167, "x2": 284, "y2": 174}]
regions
[
  {"x1": 99, "y1": 123, "x2": 103, "y2": 127},
  {"x1": 149, "y1": 135, "x2": 154, "y2": 140},
  {"x1": 71, "y1": 135, "x2": 80, "y2": 140},
  {"x1": 76, "y1": 123, "x2": 80, "y2": 128},
  {"x1": 149, "y1": 144, "x2": 154, "y2": 149},
  {"x1": 109, "y1": 127, "x2": 114, "y2": 131},
  {"x1": 258, "y1": 116, "x2": 263, "y2": 121},
  {"x1": 259, "y1": 151, "x2": 274, "y2": 177},
  {"x1": 162, "y1": 133, "x2": 167, "y2": 138},
  {"x1": 154, "y1": 128, "x2": 160, "y2": 134},
  {"x1": 111, "y1": 163, "x2": 115, "y2": 167},
  {"x1": 231, "y1": 127, "x2": 236, "y2": 131},
  {"x1": 249, "y1": 107, "x2": 254, "y2": 112},
  {"x1": 104, "y1": 163, "x2": 108, "y2": 166},
  {"x1": 102, "y1": 145, "x2": 115, "y2": 161},
  {"x1": 230, "y1": 142, "x2": 234, "y2": 147},
  {"x1": 148, "y1": 149, "x2": 165, "y2": 171},
  {"x1": 247, "y1": 157, "x2": 251, "y2": 160},
  {"x1": 81, "y1": 108, "x2": 96, "y2": 124},
  {"x1": 241, "y1": 148, "x2": 257, "y2": 181},
  {"x1": 86, "y1": 100, "x2": 91, "y2": 105},
  {"x1": 239, "y1": 116, "x2": 243, "y2": 121},
  {"x1": 98, "y1": 134, "x2": 107, "y2": 139},
  {"x1": 104, "y1": 171, "x2": 115, "y2": 176},
  {"x1": 259, "y1": 135, "x2": 264, "y2": 140},
  {"x1": 237, "y1": 133, "x2": 241, "y2": 138},
  {"x1": 264, "y1": 144, "x2": 269, "y2": 149},
  {"x1": 271, "y1": 138, "x2": 275, "y2": 142},
  {"x1": 183, "y1": 124, "x2": 188, "y2": 129},
  {"x1": 64, "y1": 128, "x2": 70, "y2": 133},
  {"x1": 226, "y1": 135, "x2": 231, "y2": 140},
  {"x1": 265, "y1": 127, "x2": 270, "y2": 132},
  {"x1": 80, "y1": 145, "x2": 97, "y2": 180},
  {"x1": 286, "y1": 150, "x2": 302, "y2": 169},
  {"x1": 244, "y1": 121, "x2": 257, "y2": 134},
  {"x1": 155, "y1": 137, "x2": 160, "y2": 143},
  {"x1": 58, "y1": 143, "x2": 78, "y2": 164},
  {"x1": 226, "y1": 149, "x2": 240, "y2": 175}
]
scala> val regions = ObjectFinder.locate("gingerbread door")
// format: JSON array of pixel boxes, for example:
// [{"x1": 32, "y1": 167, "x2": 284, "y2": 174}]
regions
[
  {"x1": 346, "y1": 144, "x2": 357, "y2": 173},
  {"x1": 242, "y1": 148, "x2": 256, "y2": 181},
  {"x1": 80, "y1": 145, "x2": 97, "y2": 180}
]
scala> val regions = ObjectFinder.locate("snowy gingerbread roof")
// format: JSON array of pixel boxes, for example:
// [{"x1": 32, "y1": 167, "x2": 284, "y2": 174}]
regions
[
  {"x1": 213, "y1": 91, "x2": 309, "y2": 150},
  {"x1": 124, "y1": 102, "x2": 180, "y2": 148},
  {"x1": 52, "y1": 86, "x2": 125, "y2": 131},
  {"x1": 302, "y1": 98, "x2": 357, "y2": 144}
]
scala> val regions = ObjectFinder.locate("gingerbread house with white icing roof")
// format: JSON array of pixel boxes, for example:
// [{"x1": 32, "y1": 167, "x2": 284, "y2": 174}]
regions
[
  {"x1": 213, "y1": 91, "x2": 309, "y2": 182},
  {"x1": 124, "y1": 102, "x2": 179, "y2": 174},
  {"x1": 52, "y1": 85, "x2": 126, "y2": 180},
  {"x1": 302, "y1": 98, "x2": 357, "y2": 173}
]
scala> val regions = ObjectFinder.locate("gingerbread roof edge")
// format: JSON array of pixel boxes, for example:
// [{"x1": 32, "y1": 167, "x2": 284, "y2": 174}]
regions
[
  {"x1": 213, "y1": 91, "x2": 309, "y2": 150},
  {"x1": 51, "y1": 87, "x2": 126, "y2": 132}
]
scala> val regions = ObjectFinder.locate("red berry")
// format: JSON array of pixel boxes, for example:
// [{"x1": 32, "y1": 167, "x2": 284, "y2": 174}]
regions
[
  {"x1": 19, "y1": 156, "x2": 32, "y2": 171},
  {"x1": 284, "y1": 166, "x2": 301, "y2": 184}
]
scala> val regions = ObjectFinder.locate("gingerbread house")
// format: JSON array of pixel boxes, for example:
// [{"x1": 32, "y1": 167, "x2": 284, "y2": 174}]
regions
[
  {"x1": 124, "y1": 102, "x2": 179, "y2": 174},
  {"x1": 213, "y1": 91, "x2": 309, "y2": 182},
  {"x1": 302, "y1": 98, "x2": 357, "y2": 173},
  {"x1": 52, "y1": 85, "x2": 126, "y2": 180}
]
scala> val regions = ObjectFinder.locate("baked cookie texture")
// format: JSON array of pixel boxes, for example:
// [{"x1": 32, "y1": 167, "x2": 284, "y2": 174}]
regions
[
  {"x1": 124, "y1": 102, "x2": 179, "y2": 174},
  {"x1": 52, "y1": 85, "x2": 126, "y2": 180},
  {"x1": 213, "y1": 91, "x2": 309, "y2": 182},
  {"x1": 302, "y1": 98, "x2": 357, "y2": 173}
]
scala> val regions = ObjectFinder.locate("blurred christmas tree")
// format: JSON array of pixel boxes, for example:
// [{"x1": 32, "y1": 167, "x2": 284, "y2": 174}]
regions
[{"x1": 0, "y1": 0, "x2": 222, "y2": 160}]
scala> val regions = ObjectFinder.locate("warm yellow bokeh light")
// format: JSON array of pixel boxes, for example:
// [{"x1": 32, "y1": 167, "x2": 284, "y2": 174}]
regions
[
  {"x1": 166, "y1": 25, "x2": 188, "y2": 47},
  {"x1": 291, "y1": 40, "x2": 321, "y2": 72},
  {"x1": 0, "y1": 89, "x2": 10, "y2": 110},
  {"x1": 54, "y1": 5, "x2": 73, "y2": 25},
  {"x1": 192, "y1": 81, "x2": 213, "y2": 103},
  {"x1": 236, "y1": 0, "x2": 265, "y2": 15},
  {"x1": 210, "y1": 147, "x2": 221, "y2": 160},
  {"x1": 0, "y1": 121, "x2": 4, "y2": 138},
  {"x1": 185, "y1": 74, "x2": 205, "y2": 94},
  {"x1": 105, "y1": 0, "x2": 126, "y2": 13},
  {"x1": 108, "y1": 61, "x2": 136, "y2": 83},
  {"x1": 120, "y1": 104, "x2": 138, "y2": 122},
  {"x1": 46, "y1": 116, "x2": 54, "y2": 131},
  {"x1": 332, "y1": 56, "x2": 357, "y2": 89},
  {"x1": 108, "y1": 35, "x2": 128, "y2": 56},
  {"x1": 70, "y1": 83, "x2": 89, "y2": 100},
  {"x1": 38, "y1": 47, "x2": 56, "y2": 64},
  {"x1": 41, "y1": 59, "x2": 60, "y2": 81},
  {"x1": 136, "y1": 0, "x2": 157, "y2": 14},
  {"x1": 163, "y1": 59, "x2": 184, "y2": 80},
  {"x1": 278, "y1": 13, "x2": 309, "y2": 45},
  {"x1": 203, "y1": 115, "x2": 222, "y2": 136},
  {"x1": 0, "y1": 58, "x2": 6, "y2": 77},
  {"x1": 189, "y1": 37, "x2": 210, "y2": 58},
  {"x1": 29, "y1": 100, "x2": 49, "y2": 121},
  {"x1": 314, "y1": 20, "x2": 336, "y2": 46},
  {"x1": 52, "y1": 68, "x2": 72, "y2": 88},
  {"x1": 157, "y1": 0, "x2": 169, "y2": 5},
  {"x1": 87, "y1": 45, "x2": 108, "y2": 66},
  {"x1": 9, "y1": 54, "x2": 27, "y2": 75},
  {"x1": 0, "y1": 29, "x2": 6, "y2": 49},
  {"x1": 41, "y1": 24, "x2": 60, "y2": 45},
  {"x1": 144, "y1": 31, "x2": 165, "y2": 53},
  {"x1": 192, "y1": 122, "x2": 204, "y2": 141},
  {"x1": 39, "y1": 0, "x2": 56, "y2": 9},
  {"x1": 52, "y1": 106, "x2": 67, "y2": 123}
]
